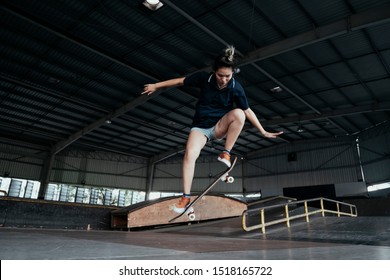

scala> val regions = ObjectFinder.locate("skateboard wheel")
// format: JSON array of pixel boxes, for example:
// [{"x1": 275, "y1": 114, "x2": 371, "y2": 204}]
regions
[
  {"x1": 188, "y1": 213, "x2": 196, "y2": 221},
  {"x1": 226, "y1": 176, "x2": 234, "y2": 183}
]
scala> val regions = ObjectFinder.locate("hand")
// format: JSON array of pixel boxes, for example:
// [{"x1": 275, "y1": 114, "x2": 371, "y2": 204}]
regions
[
  {"x1": 141, "y1": 83, "x2": 157, "y2": 95},
  {"x1": 262, "y1": 131, "x2": 283, "y2": 138}
]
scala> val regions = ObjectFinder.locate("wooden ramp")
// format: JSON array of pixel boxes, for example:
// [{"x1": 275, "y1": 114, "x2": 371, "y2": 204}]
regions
[{"x1": 111, "y1": 195, "x2": 247, "y2": 229}]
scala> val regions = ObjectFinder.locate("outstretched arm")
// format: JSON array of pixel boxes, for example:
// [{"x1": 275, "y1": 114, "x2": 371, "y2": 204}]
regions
[
  {"x1": 142, "y1": 77, "x2": 185, "y2": 95},
  {"x1": 244, "y1": 108, "x2": 283, "y2": 138}
]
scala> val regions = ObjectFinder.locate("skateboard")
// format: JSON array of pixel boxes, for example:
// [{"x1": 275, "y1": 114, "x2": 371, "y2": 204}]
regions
[{"x1": 169, "y1": 156, "x2": 238, "y2": 223}]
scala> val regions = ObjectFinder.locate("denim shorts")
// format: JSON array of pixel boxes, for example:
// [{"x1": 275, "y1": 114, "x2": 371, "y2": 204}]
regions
[{"x1": 191, "y1": 126, "x2": 223, "y2": 142}]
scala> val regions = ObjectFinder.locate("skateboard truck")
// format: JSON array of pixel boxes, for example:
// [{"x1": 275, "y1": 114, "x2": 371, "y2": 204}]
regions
[
  {"x1": 221, "y1": 173, "x2": 234, "y2": 183},
  {"x1": 186, "y1": 207, "x2": 195, "y2": 221}
]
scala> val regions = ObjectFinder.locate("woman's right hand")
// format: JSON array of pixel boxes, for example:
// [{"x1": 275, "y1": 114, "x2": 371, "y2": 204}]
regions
[{"x1": 141, "y1": 83, "x2": 157, "y2": 95}]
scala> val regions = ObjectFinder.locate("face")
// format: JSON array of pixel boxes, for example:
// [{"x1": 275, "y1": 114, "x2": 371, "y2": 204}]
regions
[{"x1": 215, "y1": 67, "x2": 233, "y2": 89}]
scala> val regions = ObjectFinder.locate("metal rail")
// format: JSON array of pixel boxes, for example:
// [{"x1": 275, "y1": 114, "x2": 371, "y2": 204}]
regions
[{"x1": 242, "y1": 197, "x2": 357, "y2": 234}]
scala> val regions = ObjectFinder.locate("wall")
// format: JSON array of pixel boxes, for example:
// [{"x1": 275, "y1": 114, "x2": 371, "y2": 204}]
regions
[
  {"x1": 244, "y1": 137, "x2": 362, "y2": 197},
  {"x1": 344, "y1": 197, "x2": 390, "y2": 216},
  {"x1": 0, "y1": 144, "x2": 149, "y2": 192},
  {"x1": 335, "y1": 182, "x2": 368, "y2": 197},
  {"x1": 51, "y1": 151, "x2": 148, "y2": 190},
  {"x1": 0, "y1": 197, "x2": 118, "y2": 229},
  {"x1": 358, "y1": 123, "x2": 390, "y2": 184},
  {"x1": 0, "y1": 142, "x2": 45, "y2": 180}
]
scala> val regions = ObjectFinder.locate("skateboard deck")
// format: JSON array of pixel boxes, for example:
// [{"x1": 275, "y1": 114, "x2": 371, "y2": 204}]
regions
[{"x1": 169, "y1": 156, "x2": 238, "y2": 223}]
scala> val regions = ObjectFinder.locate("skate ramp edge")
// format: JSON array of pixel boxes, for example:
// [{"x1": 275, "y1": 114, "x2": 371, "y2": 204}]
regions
[{"x1": 111, "y1": 195, "x2": 247, "y2": 229}]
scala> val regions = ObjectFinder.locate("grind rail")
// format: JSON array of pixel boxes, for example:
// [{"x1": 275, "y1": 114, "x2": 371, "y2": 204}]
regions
[{"x1": 242, "y1": 197, "x2": 358, "y2": 234}]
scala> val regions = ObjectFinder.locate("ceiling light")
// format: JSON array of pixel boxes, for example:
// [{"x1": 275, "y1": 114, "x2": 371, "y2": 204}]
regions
[
  {"x1": 297, "y1": 125, "x2": 304, "y2": 133},
  {"x1": 270, "y1": 86, "x2": 283, "y2": 93},
  {"x1": 143, "y1": 0, "x2": 163, "y2": 11},
  {"x1": 168, "y1": 121, "x2": 177, "y2": 127}
]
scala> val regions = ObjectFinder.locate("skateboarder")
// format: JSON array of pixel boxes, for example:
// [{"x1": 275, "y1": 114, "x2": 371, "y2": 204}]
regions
[{"x1": 142, "y1": 46, "x2": 283, "y2": 213}]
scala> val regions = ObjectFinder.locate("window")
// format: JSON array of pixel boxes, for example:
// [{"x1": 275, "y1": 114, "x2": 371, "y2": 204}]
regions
[
  {"x1": 0, "y1": 177, "x2": 40, "y2": 199},
  {"x1": 367, "y1": 182, "x2": 390, "y2": 192},
  {"x1": 0, "y1": 176, "x2": 173, "y2": 207}
]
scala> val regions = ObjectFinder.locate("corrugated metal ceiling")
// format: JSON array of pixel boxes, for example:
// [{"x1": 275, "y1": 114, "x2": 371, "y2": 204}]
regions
[{"x1": 0, "y1": 0, "x2": 389, "y2": 160}]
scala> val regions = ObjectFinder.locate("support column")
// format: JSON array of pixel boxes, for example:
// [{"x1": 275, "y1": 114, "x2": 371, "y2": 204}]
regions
[
  {"x1": 38, "y1": 153, "x2": 55, "y2": 199},
  {"x1": 145, "y1": 159, "x2": 155, "y2": 200},
  {"x1": 241, "y1": 157, "x2": 247, "y2": 198}
]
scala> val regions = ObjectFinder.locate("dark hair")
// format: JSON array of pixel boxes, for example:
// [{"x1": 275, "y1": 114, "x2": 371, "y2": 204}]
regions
[{"x1": 212, "y1": 45, "x2": 236, "y2": 71}]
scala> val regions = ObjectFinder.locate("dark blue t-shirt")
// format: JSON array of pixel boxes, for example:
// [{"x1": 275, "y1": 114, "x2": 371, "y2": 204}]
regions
[{"x1": 184, "y1": 71, "x2": 249, "y2": 128}]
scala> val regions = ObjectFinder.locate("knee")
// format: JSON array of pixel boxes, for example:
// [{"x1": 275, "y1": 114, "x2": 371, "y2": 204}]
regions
[
  {"x1": 184, "y1": 147, "x2": 200, "y2": 163},
  {"x1": 232, "y1": 108, "x2": 246, "y2": 124}
]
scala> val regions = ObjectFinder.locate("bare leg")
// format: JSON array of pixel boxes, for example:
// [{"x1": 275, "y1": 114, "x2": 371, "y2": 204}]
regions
[
  {"x1": 182, "y1": 130, "x2": 208, "y2": 194},
  {"x1": 215, "y1": 109, "x2": 246, "y2": 151}
]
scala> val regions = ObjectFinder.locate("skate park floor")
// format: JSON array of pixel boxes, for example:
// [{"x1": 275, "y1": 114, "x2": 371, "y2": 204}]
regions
[{"x1": 1, "y1": 215, "x2": 390, "y2": 260}]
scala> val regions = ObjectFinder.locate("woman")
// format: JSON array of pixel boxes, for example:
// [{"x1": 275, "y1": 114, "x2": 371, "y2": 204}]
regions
[{"x1": 142, "y1": 46, "x2": 283, "y2": 213}]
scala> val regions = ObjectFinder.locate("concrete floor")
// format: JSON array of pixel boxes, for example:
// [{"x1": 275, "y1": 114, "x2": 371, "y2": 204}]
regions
[{"x1": 1, "y1": 215, "x2": 390, "y2": 260}]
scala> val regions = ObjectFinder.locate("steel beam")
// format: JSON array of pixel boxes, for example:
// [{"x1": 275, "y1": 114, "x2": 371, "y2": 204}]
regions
[
  {"x1": 239, "y1": 4, "x2": 390, "y2": 65},
  {"x1": 260, "y1": 102, "x2": 390, "y2": 127}
]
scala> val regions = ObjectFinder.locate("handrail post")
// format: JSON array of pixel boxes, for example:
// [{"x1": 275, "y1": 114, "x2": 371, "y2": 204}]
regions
[
  {"x1": 336, "y1": 202, "x2": 340, "y2": 217},
  {"x1": 242, "y1": 210, "x2": 247, "y2": 231},
  {"x1": 320, "y1": 198, "x2": 325, "y2": 217},
  {"x1": 304, "y1": 200, "x2": 309, "y2": 222},
  {"x1": 285, "y1": 204, "x2": 290, "y2": 228},
  {"x1": 260, "y1": 208, "x2": 265, "y2": 234}
]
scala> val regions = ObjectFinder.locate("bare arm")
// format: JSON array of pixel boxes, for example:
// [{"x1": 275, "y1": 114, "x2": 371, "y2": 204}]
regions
[
  {"x1": 244, "y1": 108, "x2": 283, "y2": 138},
  {"x1": 142, "y1": 77, "x2": 185, "y2": 95}
]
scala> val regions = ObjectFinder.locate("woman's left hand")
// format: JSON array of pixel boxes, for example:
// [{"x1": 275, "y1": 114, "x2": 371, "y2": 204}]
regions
[{"x1": 263, "y1": 131, "x2": 283, "y2": 138}]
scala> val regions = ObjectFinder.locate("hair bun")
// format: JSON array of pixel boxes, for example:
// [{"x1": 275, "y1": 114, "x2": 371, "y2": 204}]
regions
[
  {"x1": 212, "y1": 45, "x2": 237, "y2": 71},
  {"x1": 224, "y1": 45, "x2": 235, "y2": 62}
]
